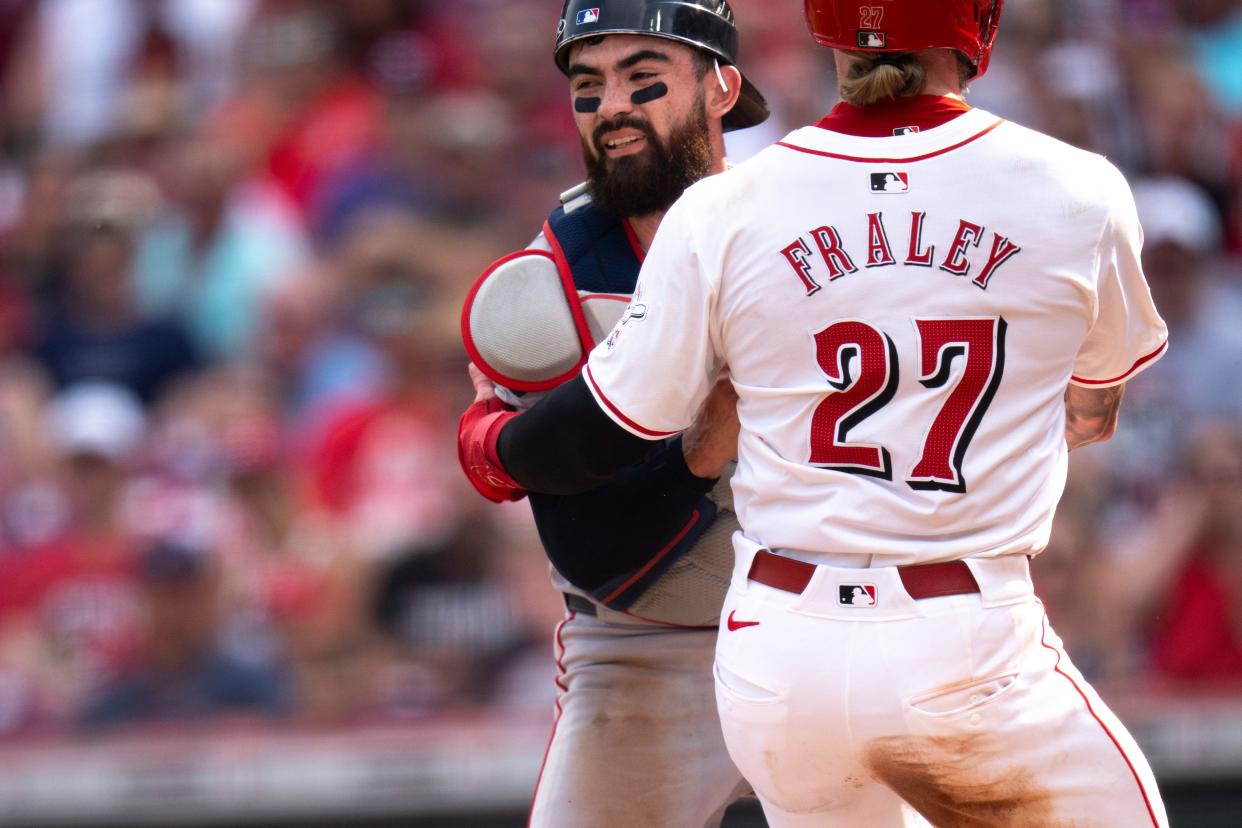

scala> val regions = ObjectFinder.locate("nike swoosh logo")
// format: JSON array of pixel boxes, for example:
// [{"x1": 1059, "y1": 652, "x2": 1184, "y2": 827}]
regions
[{"x1": 727, "y1": 610, "x2": 760, "y2": 631}]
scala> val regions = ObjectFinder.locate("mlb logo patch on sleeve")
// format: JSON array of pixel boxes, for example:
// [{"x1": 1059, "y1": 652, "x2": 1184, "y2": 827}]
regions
[
  {"x1": 839, "y1": 584, "x2": 877, "y2": 606},
  {"x1": 870, "y1": 172, "x2": 909, "y2": 193},
  {"x1": 576, "y1": 8, "x2": 600, "y2": 24}
]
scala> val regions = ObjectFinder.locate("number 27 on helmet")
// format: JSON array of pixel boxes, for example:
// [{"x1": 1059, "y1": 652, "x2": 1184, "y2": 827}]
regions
[{"x1": 803, "y1": 0, "x2": 1004, "y2": 79}]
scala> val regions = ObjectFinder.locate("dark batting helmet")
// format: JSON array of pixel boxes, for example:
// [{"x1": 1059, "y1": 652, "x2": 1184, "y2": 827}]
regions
[
  {"x1": 803, "y1": 0, "x2": 1005, "y2": 78},
  {"x1": 554, "y1": 0, "x2": 769, "y2": 131}
]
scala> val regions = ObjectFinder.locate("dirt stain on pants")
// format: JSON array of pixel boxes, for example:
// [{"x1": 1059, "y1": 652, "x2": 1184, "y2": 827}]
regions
[{"x1": 863, "y1": 734, "x2": 1071, "y2": 827}]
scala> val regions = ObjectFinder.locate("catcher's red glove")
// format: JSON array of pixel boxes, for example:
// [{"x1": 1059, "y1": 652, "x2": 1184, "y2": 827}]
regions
[{"x1": 457, "y1": 398, "x2": 526, "y2": 503}]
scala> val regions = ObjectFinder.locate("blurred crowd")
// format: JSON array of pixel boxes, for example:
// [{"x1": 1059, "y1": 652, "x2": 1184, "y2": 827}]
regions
[{"x1": 0, "y1": 0, "x2": 1238, "y2": 737}]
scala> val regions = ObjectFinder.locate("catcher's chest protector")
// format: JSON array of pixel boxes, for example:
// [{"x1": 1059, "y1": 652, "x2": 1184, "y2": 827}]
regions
[
  {"x1": 546, "y1": 202, "x2": 729, "y2": 618},
  {"x1": 544, "y1": 198, "x2": 645, "y2": 298}
]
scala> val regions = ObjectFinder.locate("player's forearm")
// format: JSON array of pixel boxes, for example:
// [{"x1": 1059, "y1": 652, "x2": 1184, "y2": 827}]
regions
[
  {"x1": 499, "y1": 374, "x2": 658, "y2": 494},
  {"x1": 1064, "y1": 383, "x2": 1125, "y2": 450},
  {"x1": 680, "y1": 372, "x2": 740, "y2": 477}
]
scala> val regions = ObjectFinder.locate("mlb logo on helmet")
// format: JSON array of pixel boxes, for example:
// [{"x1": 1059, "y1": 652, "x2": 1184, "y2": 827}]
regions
[
  {"x1": 857, "y1": 31, "x2": 886, "y2": 48},
  {"x1": 839, "y1": 584, "x2": 877, "y2": 607},
  {"x1": 870, "y1": 172, "x2": 909, "y2": 193},
  {"x1": 576, "y1": 8, "x2": 601, "y2": 25}
]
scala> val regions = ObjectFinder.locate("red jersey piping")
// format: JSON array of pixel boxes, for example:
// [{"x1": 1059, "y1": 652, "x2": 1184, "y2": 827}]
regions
[
  {"x1": 1071, "y1": 339, "x2": 1168, "y2": 386},
  {"x1": 776, "y1": 119, "x2": 1004, "y2": 164},
  {"x1": 584, "y1": 364, "x2": 676, "y2": 439}
]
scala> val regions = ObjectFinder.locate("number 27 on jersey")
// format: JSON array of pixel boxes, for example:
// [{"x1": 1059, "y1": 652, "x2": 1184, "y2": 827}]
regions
[{"x1": 810, "y1": 316, "x2": 1006, "y2": 494}]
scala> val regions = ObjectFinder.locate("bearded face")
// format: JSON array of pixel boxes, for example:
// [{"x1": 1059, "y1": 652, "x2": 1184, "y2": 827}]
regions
[{"x1": 581, "y1": 90, "x2": 713, "y2": 219}]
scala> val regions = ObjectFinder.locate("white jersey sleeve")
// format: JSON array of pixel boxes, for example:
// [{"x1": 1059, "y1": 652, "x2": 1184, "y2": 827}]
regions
[
  {"x1": 583, "y1": 199, "x2": 724, "y2": 439},
  {"x1": 1070, "y1": 163, "x2": 1168, "y2": 387}
]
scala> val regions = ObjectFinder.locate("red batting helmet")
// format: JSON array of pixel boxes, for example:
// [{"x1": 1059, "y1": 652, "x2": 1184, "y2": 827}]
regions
[{"x1": 803, "y1": 0, "x2": 1005, "y2": 78}]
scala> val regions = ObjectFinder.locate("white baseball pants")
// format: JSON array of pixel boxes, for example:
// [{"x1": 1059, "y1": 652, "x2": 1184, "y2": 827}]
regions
[{"x1": 714, "y1": 542, "x2": 1168, "y2": 827}]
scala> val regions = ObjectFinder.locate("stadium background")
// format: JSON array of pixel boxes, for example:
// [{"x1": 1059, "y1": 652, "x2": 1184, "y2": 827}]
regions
[{"x1": 0, "y1": 0, "x2": 1239, "y2": 825}]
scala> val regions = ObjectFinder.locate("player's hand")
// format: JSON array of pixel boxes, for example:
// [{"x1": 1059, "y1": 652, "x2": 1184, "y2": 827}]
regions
[
  {"x1": 469, "y1": 363, "x2": 498, "y2": 404},
  {"x1": 682, "y1": 371, "x2": 740, "y2": 479},
  {"x1": 457, "y1": 394, "x2": 525, "y2": 503}
]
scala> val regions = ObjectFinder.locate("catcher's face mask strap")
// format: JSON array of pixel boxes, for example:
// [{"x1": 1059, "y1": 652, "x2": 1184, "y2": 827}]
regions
[{"x1": 714, "y1": 58, "x2": 729, "y2": 93}]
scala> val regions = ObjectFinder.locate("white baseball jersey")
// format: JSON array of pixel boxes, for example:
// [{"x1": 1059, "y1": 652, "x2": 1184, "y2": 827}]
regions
[{"x1": 584, "y1": 107, "x2": 1167, "y2": 566}]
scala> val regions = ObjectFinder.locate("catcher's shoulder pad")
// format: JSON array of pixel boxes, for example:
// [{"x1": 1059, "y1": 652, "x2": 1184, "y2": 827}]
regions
[
  {"x1": 462, "y1": 248, "x2": 591, "y2": 392},
  {"x1": 461, "y1": 196, "x2": 644, "y2": 393}
]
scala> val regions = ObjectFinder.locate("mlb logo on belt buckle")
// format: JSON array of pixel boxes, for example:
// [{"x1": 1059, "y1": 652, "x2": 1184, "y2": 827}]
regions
[
  {"x1": 576, "y1": 8, "x2": 600, "y2": 24},
  {"x1": 870, "y1": 172, "x2": 909, "y2": 193},
  {"x1": 839, "y1": 584, "x2": 877, "y2": 607}
]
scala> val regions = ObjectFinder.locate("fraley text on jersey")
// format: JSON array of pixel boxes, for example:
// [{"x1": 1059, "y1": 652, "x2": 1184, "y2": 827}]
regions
[{"x1": 779, "y1": 211, "x2": 1022, "y2": 296}]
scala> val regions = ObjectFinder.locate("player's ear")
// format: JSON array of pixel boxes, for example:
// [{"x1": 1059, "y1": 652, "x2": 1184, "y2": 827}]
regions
[{"x1": 705, "y1": 63, "x2": 743, "y2": 123}]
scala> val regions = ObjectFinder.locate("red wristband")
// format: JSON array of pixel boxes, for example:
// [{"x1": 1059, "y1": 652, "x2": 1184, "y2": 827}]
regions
[{"x1": 457, "y1": 399, "x2": 525, "y2": 503}]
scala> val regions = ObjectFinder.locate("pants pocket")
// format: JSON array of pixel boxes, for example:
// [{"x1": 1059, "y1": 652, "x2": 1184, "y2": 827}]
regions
[
  {"x1": 907, "y1": 671, "x2": 1019, "y2": 718},
  {"x1": 714, "y1": 659, "x2": 784, "y2": 706},
  {"x1": 714, "y1": 658, "x2": 790, "y2": 807}
]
